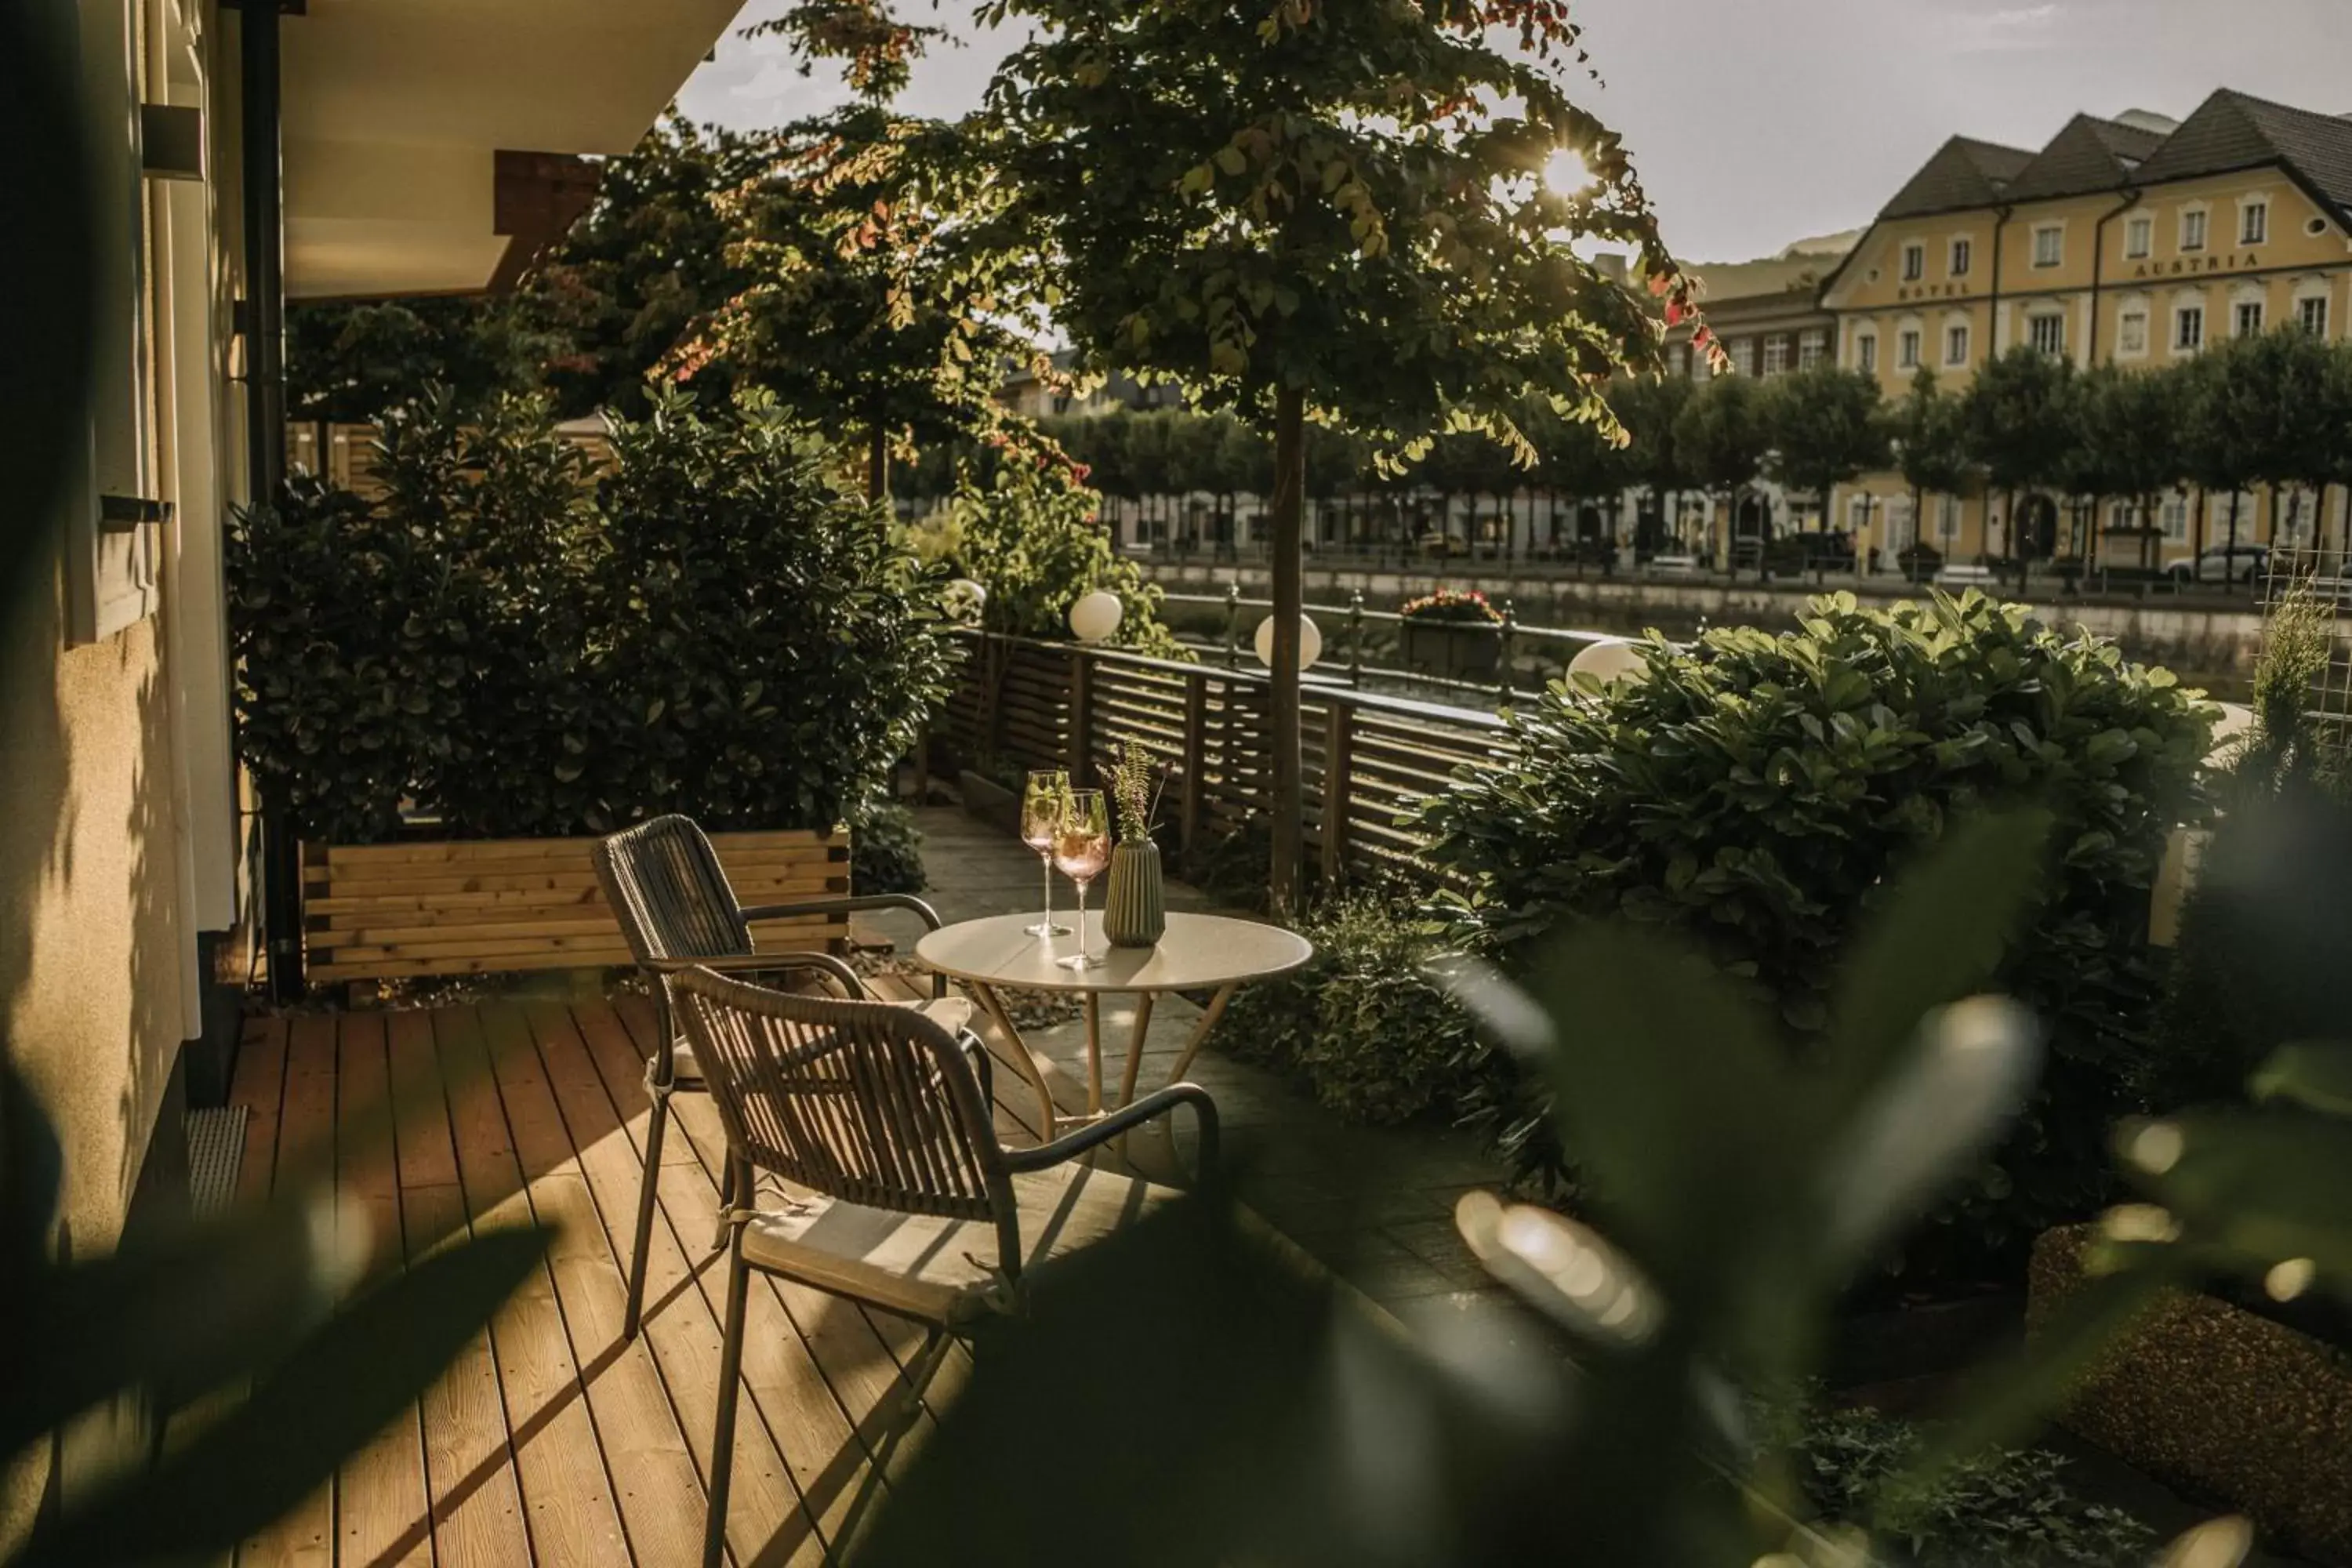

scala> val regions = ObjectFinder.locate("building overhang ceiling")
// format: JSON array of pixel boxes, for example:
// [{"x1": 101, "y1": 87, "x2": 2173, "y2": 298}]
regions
[{"x1": 274, "y1": 0, "x2": 745, "y2": 299}]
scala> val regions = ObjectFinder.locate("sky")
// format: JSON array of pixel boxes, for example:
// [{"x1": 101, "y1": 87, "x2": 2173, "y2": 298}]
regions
[{"x1": 677, "y1": 0, "x2": 2352, "y2": 265}]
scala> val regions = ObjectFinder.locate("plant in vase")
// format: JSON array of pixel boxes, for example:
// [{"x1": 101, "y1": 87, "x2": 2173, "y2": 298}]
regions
[{"x1": 1103, "y1": 739, "x2": 1168, "y2": 948}]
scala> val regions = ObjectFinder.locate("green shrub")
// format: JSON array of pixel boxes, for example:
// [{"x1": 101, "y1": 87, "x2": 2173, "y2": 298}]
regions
[
  {"x1": 230, "y1": 388, "x2": 951, "y2": 844},
  {"x1": 909, "y1": 459, "x2": 1182, "y2": 659},
  {"x1": 1418, "y1": 590, "x2": 2216, "y2": 1276},
  {"x1": 1214, "y1": 893, "x2": 1484, "y2": 1126},
  {"x1": 1791, "y1": 1405, "x2": 2153, "y2": 1567},
  {"x1": 849, "y1": 800, "x2": 927, "y2": 895}
]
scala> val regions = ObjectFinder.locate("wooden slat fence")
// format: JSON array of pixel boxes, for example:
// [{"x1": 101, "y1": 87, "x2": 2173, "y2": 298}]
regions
[{"x1": 938, "y1": 633, "x2": 1510, "y2": 884}]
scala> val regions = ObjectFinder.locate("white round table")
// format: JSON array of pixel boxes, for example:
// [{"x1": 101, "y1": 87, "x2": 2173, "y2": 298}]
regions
[{"x1": 914, "y1": 911, "x2": 1312, "y2": 1138}]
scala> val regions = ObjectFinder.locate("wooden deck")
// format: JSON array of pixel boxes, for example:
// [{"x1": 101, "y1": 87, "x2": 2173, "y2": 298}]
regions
[{"x1": 225, "y1": 974, "x2": 1038, "y2": 1568}]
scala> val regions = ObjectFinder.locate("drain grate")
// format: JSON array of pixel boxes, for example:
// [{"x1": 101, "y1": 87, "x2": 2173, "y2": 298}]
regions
[{"x1": 186, "y1": 1105, "x2": 249, "y2": 1219}]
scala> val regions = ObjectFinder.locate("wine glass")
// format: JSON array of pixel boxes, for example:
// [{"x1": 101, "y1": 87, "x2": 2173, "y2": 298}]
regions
[
  {"x1": 1020, "y1": 770, "x2": 1072, "y2": 938},
  {"x1": 1051, "y1": 789, "x2": 1111, "y2": 971}
]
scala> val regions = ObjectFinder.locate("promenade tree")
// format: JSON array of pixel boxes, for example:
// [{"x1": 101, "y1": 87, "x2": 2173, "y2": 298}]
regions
[
  {"x1": 1759, "y1": 365, "x2": 1889, "y2": 542},
  {"x1": 1609, "y1": 374, "x2": 1694, "y2": 554},
  {"x1": 1960, "y1": 346, "x2": 2074, "y2": 570},
  {"x1": 1675, "y1": 375, "x2": 1769, "y2": 572},
  {"x1": 1890, "y1": 366, "x2": 1973, "y2": 565},
  {"x1": 969, "y1": 0, "x2": 1695, "y2": 907}
]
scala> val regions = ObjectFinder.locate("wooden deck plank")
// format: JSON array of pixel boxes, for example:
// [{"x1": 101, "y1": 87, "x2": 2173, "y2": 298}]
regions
[
  {"x1": 387, "y1": 1009, "x2": 533, "y2": 1568},
  {"x1": 482, "y1": 1003, "x2": 711, "y2": 1568},
  {"x1": 555, "y1": 1002, "x2": 832, "y2": 1568},
  {"x1": 237, "y1": 1013, "x2": 337, "y2": 1568},
  {"x1": 433, "y1": 1007, "x2": 633, "y2": 1568},
  {"x1": 227, "y1": 1013, "x2": 289, "y2": 1205},
  {"x1": 332, "y1": 1014, "x2": 432, "y2": 1568}
]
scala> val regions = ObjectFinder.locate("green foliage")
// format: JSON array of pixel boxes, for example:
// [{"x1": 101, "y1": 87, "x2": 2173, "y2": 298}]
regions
[
  {"x1": 1961, "y1": 346, "x2": 2076, "y2": 503},
  {"x1": 287, "y1": 296, "x2": 554, "y2": 426},
  {"x1": 909, "y1": 459, "x2": 1183, "y2": 658},
  {"x1": 1602, "y1": 375, "x2": 1692, "y2": 499},
  {"x1": 1673, "y1": 373, "x2": 1769, "y2": 506},
  {"x1": 1418, "y1": 591, "x2": 2217, "y2": 1274},
  {"x1": 1759, "y1": 365, "x2": 1891, "y2": 502},
  {"x1": 1892, "y1": 365, "x2": 1976, "y2": 506},
  {"x1": 1214, "y1": 894, "x2": 1484, "y2": 1126},
  {"x1": 739, "y1": 0, "x2": 946, "y2": 100},
  {"x1": 0, "y1": 1061, "x2": 545, "y2": 1567},
  {"x1": 849, "y1": 799, "x2": 927, "y2": 893},
  {"x1": 1788, "y1": 1406, "x2": 2153, "y2": 1567},
  {"x1": 230, "y1": 388, "x2": 950, "y2": 844},
  {"x1": 2245, "y1": 573, "x2": 2339, "y2": 789}
]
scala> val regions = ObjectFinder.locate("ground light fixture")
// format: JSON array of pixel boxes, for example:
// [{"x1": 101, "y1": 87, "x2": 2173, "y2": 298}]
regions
[
  {"x1": 1069, "y1": 589, "x2": 1123, "y2": 644},
  {"x1": 1567, "y1": 637, "x2": 1646, "y2": 687},
  {"x1": 1254, "y1": 613, "x2": 1323, "y2": 671}
]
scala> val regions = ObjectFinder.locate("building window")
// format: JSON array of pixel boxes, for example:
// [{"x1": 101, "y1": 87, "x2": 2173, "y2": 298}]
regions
[
  {"x1": 1938, "y1": 494, "x2": 1962, "y2": 543},
  {"x1": 2300, "y1": 295, "x2": 2331, "y2": 336},
  {"x1": 2180, "y1": 207, "x2": 2208, "y2": 252},
  {"x1": 1855, "y1": 332, "x2": 1878, "y2": 374},
  {"x1": 2028, "y1": 313, "x2": 2064, "y2": 356},
  {"x1": 1944, "y1": 323, "x2": 1971, "y2": 365},
  {"x1": 1897, "y1": 328, "x2": 1922, "y2": 369},
  {"x1": 2032, "y1": 225, "x2": 2063, "y2": 268},
  {"x1": 1667, "y1": 344, "x2": 1689, "y2": 377},
  {"x1": 1798, "y1": 328, "x2": 1826, "y2": 369},
  {"x1": 1762, "y1": 334, "x2": 1790, "y2": 376},
  {"x1": 1901, "y1": 241, "x2": 1926, "y2": 282},
  {"x1": 2125, "y1": 215, "x2": 2153, "y2": 259},
  {"x1": 2241, "y1": 201, "x2": 2268, "y2": 246},
  {"x1": 2118, "y1": 310, "x2": 2148, "y2": 355},
  {"x1": 2176, "y1": 304, "x2": 2204, "y2": 351},
  {"x1": 1950, "y1": 238, "x2": 1972, "y2": 277},
  {"x1": 2235, "y1": 299, "x2": 2264, "y2": 338},
  {"x1": 2161, "y1": 495, "x2": 2188, "y2": 541}
]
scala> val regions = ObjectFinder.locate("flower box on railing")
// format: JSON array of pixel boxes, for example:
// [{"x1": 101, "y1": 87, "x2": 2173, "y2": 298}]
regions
[
  {"x1": 301, "y1": 828, "x2": 850, "y2": 985},
  {"x1": 1398, "y1": 619, "x2": 1502, "y2": 679}
]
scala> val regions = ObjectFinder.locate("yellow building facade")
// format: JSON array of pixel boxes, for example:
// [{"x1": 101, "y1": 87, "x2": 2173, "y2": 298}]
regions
[{"x1": 1821, "y1": 93, "x2": 2352, "y2": 570}]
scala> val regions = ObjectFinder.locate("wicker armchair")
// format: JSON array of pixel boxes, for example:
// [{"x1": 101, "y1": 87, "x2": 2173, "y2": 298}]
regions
[
  {"x1": 666, "y1": 964, "x2": 1218, "y2": 1568},
  {"x1": 592, "y1": 813, "x2": 970, "y2": 1340}
]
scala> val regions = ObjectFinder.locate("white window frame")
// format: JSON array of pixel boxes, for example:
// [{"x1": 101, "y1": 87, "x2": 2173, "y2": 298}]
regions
[
  {"x1": 2117, "y1": 303, "x2": 2150, "y2": 359},
  {"x1": 1938, "y1": 493, "x2": 1962, "y2": 545},
  {"x1": 1948, "y1": 236, "x2": 1973, "y2": 278},
  {"x1": 1762, "y1": 333, "x2": 1790, "y2": 376},
  {"x1": 2031, "y1": 223, "x2": 2064, "y2": 269},
  {"x1": 2297, "y1": 290, "x2": 2331, "y2": 337},
  {"x1": 2234, "y1": 298, "x2": 2265, "y2": 339},
  {"x1": 2180, "y1": 204, "x2": 2209, "y2": 253},
  {"x1": 2174, "y1": 302, "x2": 2205, "y2": 354},
  {"x1": 2239, "y1": 197, "x2": 2269, "y2": 247},
  {"x1": 1797, "y1": 328, "x2": 1826, "y2": 370},
  {"x1": 1854, "y1": 330, "x2": 1878, "y2": 375},
  {"x1": 2161, "y1": 494, "x2": 2189, "y2": 542},
  {"x1": 1901, "y1": 241, "x2": 1926, "y2": 282},
  {"x1": 2027, "y1": 312, "x2": 2065, "y2": 357},
  {"x1": 2124, "y1": 212, "x2": 2153, "y2": 260},
  {"x1": 1896, "y1": 326, "x2": 1923, "y2": 370},
  {"x1": 1943, "y1": 320, "x2": 1971, "y2": 367}
]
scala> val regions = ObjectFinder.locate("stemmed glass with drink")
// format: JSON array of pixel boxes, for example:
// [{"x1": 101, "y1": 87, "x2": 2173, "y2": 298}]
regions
[
  {"x1": 1052, "y1": 789, "x2": 1111, "y2": 971},
  {"x1": 1021, "y1": 770, "x2": 1073, "y2": 938}
]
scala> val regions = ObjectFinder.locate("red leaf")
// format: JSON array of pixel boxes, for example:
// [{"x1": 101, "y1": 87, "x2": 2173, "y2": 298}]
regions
[{"x1": 1665, "y1": 301, "x2": 1684, "y2": 326}]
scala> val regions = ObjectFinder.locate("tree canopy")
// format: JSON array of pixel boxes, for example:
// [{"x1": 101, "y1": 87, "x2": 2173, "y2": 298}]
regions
[{"x1": 1760, "y1": 365, "x2": 1889, "y2": 503}]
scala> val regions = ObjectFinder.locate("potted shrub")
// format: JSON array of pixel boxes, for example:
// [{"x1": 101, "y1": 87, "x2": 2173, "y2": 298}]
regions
[{"x1": 1398, "y1": 587, "x2": 1504, "y2": 679}]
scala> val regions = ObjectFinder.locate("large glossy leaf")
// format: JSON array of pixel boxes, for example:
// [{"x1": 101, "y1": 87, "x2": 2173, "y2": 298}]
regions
[
  {"x1": 2248, "y1": 1041, "x2": 2352, "y2": 1119},
  {"x1": 2131, "y1": 1109, "x2": 2352, "y2": 1286},
  {"x1": 12, "y1": 1224, "x2": 547, "y2": 1567}
]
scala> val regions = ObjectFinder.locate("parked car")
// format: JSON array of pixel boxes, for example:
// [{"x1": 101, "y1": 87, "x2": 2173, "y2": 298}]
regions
[{"x1": 2168, "y1": 544, "x2": 2270, "y2": 586}]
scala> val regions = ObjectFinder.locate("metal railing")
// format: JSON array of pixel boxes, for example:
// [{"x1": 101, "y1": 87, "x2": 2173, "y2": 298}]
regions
[{"x1": 1158, "y1": 586, "x2": 1617, "y2": 703}]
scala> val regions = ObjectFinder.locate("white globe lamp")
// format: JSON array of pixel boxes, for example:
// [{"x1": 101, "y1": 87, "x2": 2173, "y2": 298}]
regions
[
  {"x1": 1068, "y1": 590, "x2": 1123, "y2": 644},
  {"x1": 1568, "y1": 637, "x2": 1646, "y2": 688},
  {"x1": 1254, "y1": 613, "x2": 1323, "y2": 671}
]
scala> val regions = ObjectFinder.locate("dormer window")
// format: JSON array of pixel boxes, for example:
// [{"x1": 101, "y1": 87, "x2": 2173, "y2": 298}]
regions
[
  {"x1": 1901, "y1": 241, "x2": 1926, "y2": 282},
  {"x1": 2241, "y1": 200, "x2": 2269, "y2": 246},
  {"x1": 1949, "y1": 238, "x2": 1972, "y2": 277},
  {"x1": 2180, "y1": 207, "x2": 2208, "y2": 252},
  {"x1": 2032, "y1": 225, "x2": 2063, "y2": 268}
]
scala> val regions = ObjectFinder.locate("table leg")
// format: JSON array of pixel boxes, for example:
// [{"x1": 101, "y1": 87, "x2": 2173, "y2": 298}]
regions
[
  {"x1": 1082, "y1": 994, "x2": 1103, "y2": 1116},
  {"x1": 968, "y1": 982, "x2": 1059, "y2": 1142},
  {"x1": 1164, "y1": 983, "x2": 1238, "y2": 1087},
  {"x1": 1116, "y1": 991, "x2": 1157, "y2": 1110}
]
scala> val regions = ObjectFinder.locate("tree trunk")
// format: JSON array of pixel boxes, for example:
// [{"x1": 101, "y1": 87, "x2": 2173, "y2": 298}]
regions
[
  {"x1": 2225, "y1": 488, "x2": 2242, "y2": 594},
  {"x1": 1269, "y1": 385, "x2": 1307, "y2": 915},
  {"x1": 2191, "y1": 488, "x2": 2208, "y2": 580}
]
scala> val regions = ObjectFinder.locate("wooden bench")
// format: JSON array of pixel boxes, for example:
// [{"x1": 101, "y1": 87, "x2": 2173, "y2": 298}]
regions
[
  {"x1": 1936, "y1": 563, "x2": 1998, "y2": 588},
  {"x1": 303, "y1": 829, "x2": 850, "y2": 984}
]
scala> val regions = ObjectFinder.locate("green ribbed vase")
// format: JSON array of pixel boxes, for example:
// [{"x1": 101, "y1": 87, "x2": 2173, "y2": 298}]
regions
[{"x1": 1102, "y1": 839, "x2": 1167, "y2": 948}]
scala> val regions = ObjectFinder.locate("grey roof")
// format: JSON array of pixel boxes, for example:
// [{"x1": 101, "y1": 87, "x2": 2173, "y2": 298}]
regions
[
  {"x1": 2130, "y1": 89, "x2": 2352, "y2": 219},
  {"x1": 1878, "y1": 136, "x2": 2036, "y2": 219},
  {"x1": 2000, "y1": 114, "x2": 2170, "y2": 204}
]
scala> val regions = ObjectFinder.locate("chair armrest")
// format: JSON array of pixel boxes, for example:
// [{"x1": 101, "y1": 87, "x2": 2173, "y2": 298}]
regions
[
  {"x1": 641, "y1": 949, "x2": 866, "y2": 999},
  {"x1": 956, "y1": 1030, "x2": 995, "y2": 1107},
  {"x1": 738, "y1": 892, "x2": 946, "y2": 931},
  {"x1": 738, "y1": 894, "x2": 949, "y2": 999},
  {"x1": 1003, "y1": 1083, "x2": 1219, "y2": 1178}
]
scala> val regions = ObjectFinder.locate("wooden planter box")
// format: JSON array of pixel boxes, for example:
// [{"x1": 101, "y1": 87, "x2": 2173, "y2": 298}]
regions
[
  {"x1": 1399, "y1": 619, "x2": 1501, "y2": 680},
  {"x1": 2031, "y1": 1224, "x2": 2352, "y2": 1565},
  {"x1": 303, "y1": 828, "x2": 851, "y2": 983}
]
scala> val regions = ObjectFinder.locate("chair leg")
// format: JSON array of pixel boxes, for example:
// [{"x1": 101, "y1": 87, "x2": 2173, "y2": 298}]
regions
[
  {"x1": 712, "y1": 1157, "x2": 737, "y2": 1254},
  {"x1": 703, "y1": 1237, "x2": 752, "y2": 1568},
  {"x1": 623, "y1": 1083, "x2": 670, "y2": 1341}
]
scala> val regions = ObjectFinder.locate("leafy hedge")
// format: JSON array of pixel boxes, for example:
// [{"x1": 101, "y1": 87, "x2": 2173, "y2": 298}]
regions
[
  {"x1": 1419, "y1": 590, "x2": 2216, "y2": 1276},
  {"x1": 230, "y1": 389, "x2": 950, "y2": 845}
]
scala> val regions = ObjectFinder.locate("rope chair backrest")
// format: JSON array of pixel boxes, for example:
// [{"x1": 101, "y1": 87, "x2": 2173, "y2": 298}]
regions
[
  {"x1": 593, "y1": 815, "x2": 754, "y2": 965},
  {"x1": 666, "y1": 967, "x2": 1014, "y2": 1227}
]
